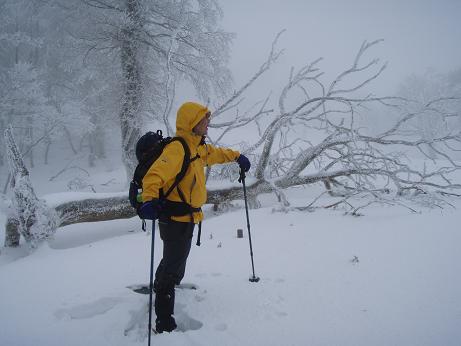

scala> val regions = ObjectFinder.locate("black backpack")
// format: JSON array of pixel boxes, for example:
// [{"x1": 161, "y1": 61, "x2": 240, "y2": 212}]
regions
[
  {"x1": 129, "y1": 130, "x2": 204, "y2": 245},
  {"x1": 129, "y1": 130, "x2": 200, "y2": 218}
]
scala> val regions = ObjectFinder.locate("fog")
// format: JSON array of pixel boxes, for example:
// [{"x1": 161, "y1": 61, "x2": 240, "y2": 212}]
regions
[
  {"x1": 1, "y1": 0, "x2": 461, "y2": 196},
  {"x1": 221, "y1": 0, "x2": 461, "y2": 95}
]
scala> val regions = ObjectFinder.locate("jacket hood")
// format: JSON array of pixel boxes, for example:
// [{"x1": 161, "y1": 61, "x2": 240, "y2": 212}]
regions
[{"x1": 176, "y1": 102, "x2": 209, "y2": 133}]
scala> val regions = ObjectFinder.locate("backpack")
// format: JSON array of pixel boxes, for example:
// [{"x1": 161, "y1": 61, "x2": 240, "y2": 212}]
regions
[{"x1": 129, "y1": 130, "x2": 199, "y2": 218}]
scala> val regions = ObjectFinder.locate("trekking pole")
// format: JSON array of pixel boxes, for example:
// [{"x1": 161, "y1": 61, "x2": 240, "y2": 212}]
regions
[
  {"x1": 239, "y1": 168, "x2": 260, "y2": 283},
  {"x1": 148, "y1": 220, "x2": 155, "y2": 346}
]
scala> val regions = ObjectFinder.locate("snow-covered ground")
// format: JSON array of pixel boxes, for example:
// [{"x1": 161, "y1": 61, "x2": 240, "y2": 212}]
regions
[
  {"x1": 1, "y1": 183, "x2": 461, "y2": 346},
  {"x1": 1, "y1": 152, "x2": 460, "y2": 346}
]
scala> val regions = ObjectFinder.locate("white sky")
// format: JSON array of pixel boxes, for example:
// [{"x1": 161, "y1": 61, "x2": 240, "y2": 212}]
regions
[{"x1": 221, "y1": 0, "x2": 461, "y2": 95}]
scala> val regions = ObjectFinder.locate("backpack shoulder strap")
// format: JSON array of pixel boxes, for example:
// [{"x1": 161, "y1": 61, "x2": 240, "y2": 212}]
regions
[{"x1": 162, "y1": 137, "x2": 191, "y2": 199}]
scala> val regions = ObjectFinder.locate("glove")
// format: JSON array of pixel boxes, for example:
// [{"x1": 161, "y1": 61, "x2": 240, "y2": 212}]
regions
[
  {"x1": 236, "y1": 154, "x2": 251, "y2": 172},
  {"x1": 138, "y1": 199, "x2": 161, "y2": 220}
]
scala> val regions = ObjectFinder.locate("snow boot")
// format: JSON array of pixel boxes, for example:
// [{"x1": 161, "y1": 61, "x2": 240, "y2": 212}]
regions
[{"x1": 155, "y1": 316, "x2": 177, "y2": 333}]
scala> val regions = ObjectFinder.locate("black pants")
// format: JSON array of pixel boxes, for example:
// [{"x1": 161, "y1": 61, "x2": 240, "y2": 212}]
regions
[{"x1": 154, "y1": 219, "x2": 195, "y2": 319}]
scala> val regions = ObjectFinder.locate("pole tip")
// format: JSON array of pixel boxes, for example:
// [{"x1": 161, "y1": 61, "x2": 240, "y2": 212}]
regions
[{"x1": 249, "y1": 276, "x2": 260, "y2": 283}]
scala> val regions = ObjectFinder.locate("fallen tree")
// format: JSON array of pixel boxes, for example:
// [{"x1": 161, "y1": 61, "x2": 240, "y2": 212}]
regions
[{"x1": 4, "y1": 39, "x2": 461, "y2": 248}]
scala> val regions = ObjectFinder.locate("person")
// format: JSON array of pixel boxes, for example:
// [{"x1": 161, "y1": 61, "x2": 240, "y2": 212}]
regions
[{"x1": 138, "y1": 101, "x2": 251, "y2": 333}]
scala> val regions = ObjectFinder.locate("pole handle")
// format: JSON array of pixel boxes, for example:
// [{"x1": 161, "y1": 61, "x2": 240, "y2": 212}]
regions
[
  {"x1": 238, "y1": 167, "x2": 245, "y2": 183},
  {"x1": 196, "y1": 221, "x2": 202, "y2": 246}
]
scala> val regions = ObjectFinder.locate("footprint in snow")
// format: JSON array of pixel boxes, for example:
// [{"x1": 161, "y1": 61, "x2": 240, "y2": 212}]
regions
[
  {"x1": 124, "y1": 293, "x2": 203, "y2": 338},
  {"x1": 175, "y1": 302, "x2": 203, "y2": 332},
  {"x1": 55, "y1": 297, "x2": 122, "y2": 320},
  {"x1": 214, "y1": 323, "x2": 228, "y2": 331}
]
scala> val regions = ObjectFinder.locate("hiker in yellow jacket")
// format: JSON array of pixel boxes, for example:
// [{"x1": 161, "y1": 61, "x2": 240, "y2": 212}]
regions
[{"x1": 139, "y1": 101, "x2": 251, "y2": 333}]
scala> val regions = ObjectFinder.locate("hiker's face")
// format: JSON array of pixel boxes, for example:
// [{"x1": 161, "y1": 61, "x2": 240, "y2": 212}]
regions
[{"x1": 193, "y1": 112, "x2": 211, "y2": 136}]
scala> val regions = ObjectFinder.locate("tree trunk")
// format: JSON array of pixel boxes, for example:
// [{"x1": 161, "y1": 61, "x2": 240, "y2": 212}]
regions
[
  {"x1": 56, "y1": 196, "x2": 134, "y2": 226},
  {"x1": 119, "y1": 0, "x2": 143, "y2": 180},
  {"x1": 44, "y1": 135, "x2": 51, "y2": 165},
  {"x1": 88, "y1": 114, "x2": 106, "y2": 167},
  {"x1": 5, "y1": 217, "x2": 20, "y2": 247},
  {"x1": 88, "y1": 134, "x2": 95, "y2": 167},
  {"x1": 4, "y1": 126, "x2": 42, "y2": 244},
  {"x1": 0, "y1": 118, "x2": 4, "y2": 166},
  {"x1": 2, "y1": 173, "x2": 10, "y2": 194},
  {"x1": 90, "y1": 121, "x2": 106, "y2": 160},
  {"x1": 3, "y1": 180, "x2": 272, "y2": 247},
  {"x1": 4, "y1": 125, "x2": 63, "y2": 248},
  {"x1": 63, "y1": 126, "x2": 78, "y2": 155},
  {"x1": 27, "y1": 117, "x2": 34, "y2": 168}
]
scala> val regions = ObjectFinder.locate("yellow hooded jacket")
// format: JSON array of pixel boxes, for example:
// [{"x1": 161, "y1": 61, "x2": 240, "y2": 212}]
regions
[{"x1": 141, "y1": 102, "x2": 240, "y2": 223}]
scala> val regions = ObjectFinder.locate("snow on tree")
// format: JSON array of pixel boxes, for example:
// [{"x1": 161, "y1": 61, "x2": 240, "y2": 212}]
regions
[
  {"x1": 205, "y1": 39, "x2": 461, "y2": 213},
  {"x1": 397, "y1": 69, "x2": 461, "y2": 161},
  {"x1": 4, "y1": 126, "x2": 58, "y2": 248},
  {"x1": 1, "y1": 0, "x2": 234, "y2": 182},
  {"x1": 69, "y1": 0, "x2": 234, "y2": 178},
  {"x1": 0, "y1": 0, "x2": 96, "y2": 172}
]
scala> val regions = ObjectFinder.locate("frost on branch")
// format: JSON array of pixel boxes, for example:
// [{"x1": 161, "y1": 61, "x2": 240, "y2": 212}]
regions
[
  {"x1": 4, "y1": 126, "x2": 58, "y2": 248},
  {"x1": 210, "y1": 39, "x2": 461, "y2": 210}
]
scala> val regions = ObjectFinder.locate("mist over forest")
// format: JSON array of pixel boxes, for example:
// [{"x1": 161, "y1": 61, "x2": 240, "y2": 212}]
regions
[{"x1": 1, "y1": 0, "x2": 461, "y2": 250}]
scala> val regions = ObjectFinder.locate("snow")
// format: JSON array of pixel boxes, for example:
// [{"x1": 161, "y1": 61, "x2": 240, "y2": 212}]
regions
[
  {"x1": 43, "y1": 191, "x2": 128, "y2": 208},
  {"x1": 1, "y1": 189, "x2": 461, "y2": 346}
]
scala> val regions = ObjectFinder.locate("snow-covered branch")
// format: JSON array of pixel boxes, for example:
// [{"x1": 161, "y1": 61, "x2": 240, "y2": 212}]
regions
[
  {"x1": 210, "y1": 39, "x2": 461, "y2": 207},
  {"x1": 4, "y1": 126, "x2": 58, "y2": 248}
]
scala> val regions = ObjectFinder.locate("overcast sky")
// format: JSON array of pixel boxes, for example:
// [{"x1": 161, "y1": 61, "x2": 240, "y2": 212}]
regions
[{"x1": 220, "y1": 0, "x2": 461, "y2": 95}]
